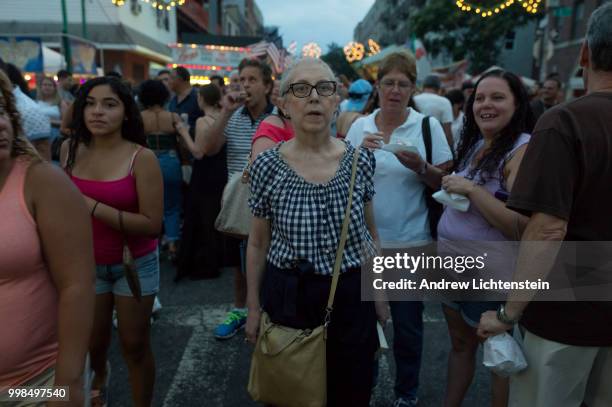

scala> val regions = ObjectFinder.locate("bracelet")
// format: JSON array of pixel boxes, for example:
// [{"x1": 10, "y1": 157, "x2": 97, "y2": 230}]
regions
[
  {"x1": 91, "y1": 201, "x2": 100, "y2": 217},
  {"x1": 418, "y1": 161, "x2": 428, "y2": 175}
]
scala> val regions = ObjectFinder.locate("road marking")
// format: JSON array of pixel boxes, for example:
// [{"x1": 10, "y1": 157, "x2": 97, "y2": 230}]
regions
[
  {"x1": 157, "y1": 304, "x2": 443, "y2": 406},
  {"x1": 161, "y1": 305, "x2": 237, "y2": 407}
]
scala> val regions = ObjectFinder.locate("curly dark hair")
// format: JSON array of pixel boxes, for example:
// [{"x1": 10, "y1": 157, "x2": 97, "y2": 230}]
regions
[
  {"x1": 66, "y1": 76, "x2": 146, "y2": 170},
  {"x1": 455, "y1": 70, "x2": 535, "y2": 184},
  {"x1": 138, "y1": 79, "x2": 170, "y2": 108},
  {"x1": 0, "y1": 70, "x2": 38, "y2": 159}
]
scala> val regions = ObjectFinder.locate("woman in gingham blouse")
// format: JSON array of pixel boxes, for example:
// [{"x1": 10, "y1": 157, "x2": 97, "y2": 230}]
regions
[
  {"x1": 245, "y1": 58, "x2": 389, "y2": 406},
  {"x1": 248, "y1": 140, "x2": 377, "y2": 274}
]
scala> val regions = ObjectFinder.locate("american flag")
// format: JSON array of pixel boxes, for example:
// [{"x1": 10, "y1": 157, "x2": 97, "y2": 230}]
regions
[{"x1": 248, "y1": 41, "x2": 283, "y2": 72}]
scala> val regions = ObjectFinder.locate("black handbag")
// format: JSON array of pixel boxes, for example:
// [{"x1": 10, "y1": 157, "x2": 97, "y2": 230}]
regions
[{"x1": 421, "y1": 116, "x2": 444, "y2": 240}]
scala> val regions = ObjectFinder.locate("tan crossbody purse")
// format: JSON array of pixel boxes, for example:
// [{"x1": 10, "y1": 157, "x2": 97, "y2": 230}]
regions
[{"x1": 247, "y1": 147, "x2": 361, "y2": 407}]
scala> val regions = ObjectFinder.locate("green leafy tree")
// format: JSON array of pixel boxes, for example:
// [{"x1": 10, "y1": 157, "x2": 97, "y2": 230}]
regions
[
  {"x1": 409, "y1": 0, "x2": 538, "y2": 73},
  {"x1": 321, "y1": 43, "x2": 359, "y2": 80}
]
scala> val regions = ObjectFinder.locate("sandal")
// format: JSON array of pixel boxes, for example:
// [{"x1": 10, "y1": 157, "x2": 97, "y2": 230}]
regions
[{"x1": 90, "y1": 361, "x2": 111, "y2": 407}]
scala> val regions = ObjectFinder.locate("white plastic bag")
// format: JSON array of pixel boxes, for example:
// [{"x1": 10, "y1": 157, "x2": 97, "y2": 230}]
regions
[
  {"x1": 483, "y1": 332, "x2": 528, "y2": 377},
  {"x1": 181, "y1": 165, "x2": 192, "y2": 185},
  {"x1": 432, "y1": 189, "x2": 470, "y2": 212}
]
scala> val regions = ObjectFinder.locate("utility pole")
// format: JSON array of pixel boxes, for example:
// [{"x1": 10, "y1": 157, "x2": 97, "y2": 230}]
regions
[
  {"x1": 81, "y1": 0, "x2": 88, "y2": 39},
  {"x1": 540, "y1": 9, "x2": 550, "y2": 82},
  {"x1": 60, "y1": 0, "x2": 73, "y2": 72}
]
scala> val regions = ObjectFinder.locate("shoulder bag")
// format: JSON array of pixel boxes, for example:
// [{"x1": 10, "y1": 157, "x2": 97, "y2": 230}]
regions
[
  {"x1": 247, "y1": 147, "x2": 361, "y2": 407},
  {"x1": 215, "y1": 154, "x2": 252, "y2": 239}
]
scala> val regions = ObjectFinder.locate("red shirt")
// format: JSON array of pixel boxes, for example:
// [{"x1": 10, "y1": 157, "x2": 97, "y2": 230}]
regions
[{"x1": 252, "y1": 120, "x2": 294, "y2": 145}]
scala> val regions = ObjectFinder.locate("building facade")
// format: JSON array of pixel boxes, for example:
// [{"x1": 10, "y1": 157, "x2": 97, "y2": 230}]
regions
[
  {"x1": 177, "y1": 0, "x2": 224, "y2": 40},
  {"x1": 0, "y1": 0, "x2": 177, "y2": 81},
  {"x1": 222, "y1": 0, "x2": 263, "y2": 36},
  {"x1": 354, "y1": 0, "x2": 539, "y2": 78},
  {"x1": 543, "y1": 0, "x2": 607, "y2": 92}
]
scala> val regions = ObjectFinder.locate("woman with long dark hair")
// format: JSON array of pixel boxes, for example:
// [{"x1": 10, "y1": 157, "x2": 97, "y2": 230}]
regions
[
  {"x1": 139, "y1": 79, "x2": 183, "y2": 262},
  {"x1": 174, "y1": 84, "x2": 229, "y2": 280},
  {"x1": 61, "y1": 76, "x2": 163, "y2": 407},
  {"x1": 437, "y1": 70, "x2": 535, "y2": 407}
]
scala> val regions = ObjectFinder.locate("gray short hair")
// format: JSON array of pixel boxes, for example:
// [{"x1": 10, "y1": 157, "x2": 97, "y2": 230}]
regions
[
  {"x1": 587, "y1": 1, "x2": 612, "y2": 71},
  {"x1": 279, "y1": 58, "x2": 337, "y2": 96}
]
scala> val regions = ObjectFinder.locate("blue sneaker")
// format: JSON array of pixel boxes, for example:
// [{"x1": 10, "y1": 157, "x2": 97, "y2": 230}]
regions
[{"x1": 214, "y1": 309, "x2": 247, "y2": 340}]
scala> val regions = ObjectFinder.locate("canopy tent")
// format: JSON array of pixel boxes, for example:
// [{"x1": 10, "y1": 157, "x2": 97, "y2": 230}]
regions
[
  {"x1": 42, "y1": 46, "x2": 65, "y2": 73},
  {"x1": 353, "y1": 44, "x2": 432, "y2": 82},
  {"x1": 353, "y1": 45, "x2": 412, "y2": 80}
]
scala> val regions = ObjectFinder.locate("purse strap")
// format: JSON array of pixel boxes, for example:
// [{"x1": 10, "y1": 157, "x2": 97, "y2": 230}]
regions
[{"x1": 324, "y1": 146, "x2": 361, "y2": 325}]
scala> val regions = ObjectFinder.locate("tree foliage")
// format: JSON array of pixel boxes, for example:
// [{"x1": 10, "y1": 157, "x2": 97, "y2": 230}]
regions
[
  {"x1": 409, "y1": 0, "x2": 538, "y2": 73},
  {"x1": 321, "y1": 43, "x2": 359, "y2": 80}
]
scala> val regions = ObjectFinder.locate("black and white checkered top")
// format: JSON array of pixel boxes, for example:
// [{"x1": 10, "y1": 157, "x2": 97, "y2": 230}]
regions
[{"x1": 248, "y1": 141, "x2": 377, "y2": 275}]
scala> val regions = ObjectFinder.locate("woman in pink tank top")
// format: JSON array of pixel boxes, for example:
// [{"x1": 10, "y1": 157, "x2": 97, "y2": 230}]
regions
[
  {"x1": 0, "y1": 70, "x2": 95, "y2": 403},
  {"x1": 61, "y1": 76, "x2": 163, "y2": 407}
]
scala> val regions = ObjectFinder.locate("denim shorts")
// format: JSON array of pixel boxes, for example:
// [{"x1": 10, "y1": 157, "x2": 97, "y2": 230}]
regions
[
  {"x1": 442, "y1": 300, "x2": 502, "y2": 328},
  {"x1": 95, "y1": 250, "x2": 160, "y2": 296}
]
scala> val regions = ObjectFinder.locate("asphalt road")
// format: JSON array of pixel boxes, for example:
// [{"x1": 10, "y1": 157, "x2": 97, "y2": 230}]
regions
[{"x1": 105, "y1": 259, "x2": 492, "y2": 406}]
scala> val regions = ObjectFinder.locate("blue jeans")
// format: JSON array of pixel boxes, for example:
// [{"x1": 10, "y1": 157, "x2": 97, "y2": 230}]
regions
[
  {"x1": 156, "y1": 150, "x2": 182, "y2": 242},
  {"x1": 390, "y1": 301, "x2": 424, "y2": 401},
  {"x1": 95, "y1": 250, "x2": 160, "y2": 296}
]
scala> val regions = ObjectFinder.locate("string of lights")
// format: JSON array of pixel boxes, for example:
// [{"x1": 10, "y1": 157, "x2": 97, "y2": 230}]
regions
[
  {"x1": 455, "y1": 0, "x2": 541, "y2": 17},
  {"x1": 111, "y1": 0, "x2": 186, "y2": 11}
]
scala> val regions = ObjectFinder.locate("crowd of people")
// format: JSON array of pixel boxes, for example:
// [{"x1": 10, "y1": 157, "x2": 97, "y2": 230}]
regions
[{"x1": 1, "y1": 2, "x2": 611, "y2": 407}]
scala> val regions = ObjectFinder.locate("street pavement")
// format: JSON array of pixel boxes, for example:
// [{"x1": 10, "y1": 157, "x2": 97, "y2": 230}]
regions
[{"x1": 106, "y1": 258, "x2": 492, "y2": 406}]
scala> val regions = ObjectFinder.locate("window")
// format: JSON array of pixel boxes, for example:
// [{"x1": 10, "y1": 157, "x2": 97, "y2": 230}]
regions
[
  {"x1": 130, "y1": 0, "x2": 141, "y2": 15},
  {"x1": 156, "y1": 8, "x2": 170, "y2": 31},
  {"x1": 505, "y1": 31, "x2": 516, "y2": 50},
  {"x1": 571, "y1": 0, "x2": 585, "y2": 39}
]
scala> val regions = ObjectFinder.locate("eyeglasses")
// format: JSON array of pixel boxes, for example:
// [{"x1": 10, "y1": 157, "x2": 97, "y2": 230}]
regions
[
  {"x1": 283, "y1": 81, "x2": 337, "y2": 98},
  {"x1": 379, "y1": 79, "x2": 413, "y2": 91}
]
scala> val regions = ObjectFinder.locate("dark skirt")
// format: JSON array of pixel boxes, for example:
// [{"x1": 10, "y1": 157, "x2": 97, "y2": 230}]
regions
[
  {"x1": 175, "y1": 147, "x2": 227, "y2": 280},
  {"x1": 261, "y1": 262, "x2": 378, "y2": 407}
]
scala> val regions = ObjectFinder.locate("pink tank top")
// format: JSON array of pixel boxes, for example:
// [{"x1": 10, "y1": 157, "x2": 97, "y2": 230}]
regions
[
  {"x1": 0, "y1": 158, "x2": 58, "y2": 389},
  {"x1": 70, "y1": 147, "x2": 157, "y2": 265}
]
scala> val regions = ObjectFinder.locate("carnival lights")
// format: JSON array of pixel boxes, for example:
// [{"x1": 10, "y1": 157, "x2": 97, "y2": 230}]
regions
[
  {"x1": 112, "y1": 0, "x2": 186, "y2": 11},
  {"x1": 342, "y1": 39, "x2": 381, "y2": 63},
  {"x1": 169, "y1": 43, "x2": 248, "y2": 53},
  {"x1": 344, "y1": 42, "x2": 365, "y2": 63},
  {"x1": 454, "y1": 0, "x2": 541, "y2": 17},
  {"x1": 367, "y1": 39, "x2": 381, "y2": 56},
  {"x1": 302, "y1": 42, "x2": 322, "y2": 59}
]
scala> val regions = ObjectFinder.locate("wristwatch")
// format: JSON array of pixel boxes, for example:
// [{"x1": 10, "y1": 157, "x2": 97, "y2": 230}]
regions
[
  {"x1": 418, "y1": 161, "x2": 428, "y2": 175},
  {"x1": 497, "y1": 304, "x2": 521, "y2": 325}
]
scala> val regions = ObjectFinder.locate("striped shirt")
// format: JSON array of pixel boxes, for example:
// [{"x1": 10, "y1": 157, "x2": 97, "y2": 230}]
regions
[{"x1": 225, "y1": 103, "x2": 274, "y2": 175}]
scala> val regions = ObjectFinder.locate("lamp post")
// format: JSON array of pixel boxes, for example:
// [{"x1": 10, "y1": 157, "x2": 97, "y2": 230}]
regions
[
  {"x1": 81, "y1": 0, "x2": 88, "y2": 39},
  {"x1": 60, "y1": 0, "x2": 73, "y2": 73}
]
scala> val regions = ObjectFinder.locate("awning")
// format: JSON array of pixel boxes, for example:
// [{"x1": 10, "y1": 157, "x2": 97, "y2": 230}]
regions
[{"x1": 42, "y1": 45, "x2": 65, "y2": 73}]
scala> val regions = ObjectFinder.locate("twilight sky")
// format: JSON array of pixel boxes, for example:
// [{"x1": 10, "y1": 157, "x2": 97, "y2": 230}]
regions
[{"x1": 257, "y1": 0, "x2": 376, "y2": 53}]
